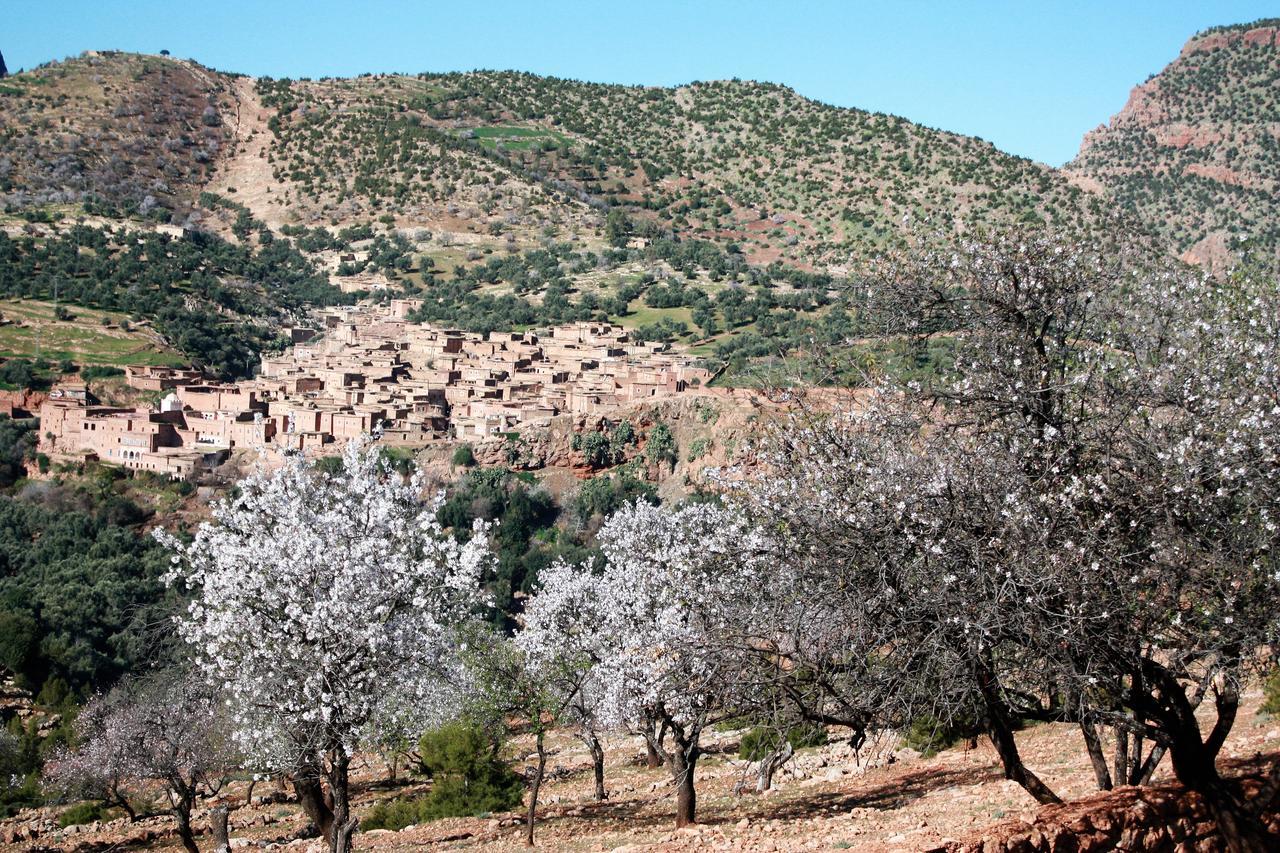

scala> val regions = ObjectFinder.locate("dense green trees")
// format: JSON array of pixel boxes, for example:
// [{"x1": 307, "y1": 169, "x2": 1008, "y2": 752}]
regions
[
  {"x1": 0, "y1": 416, "x2": 37, "y2": 488},
  {"x1": 0, "y1": 225, "x2": 354, "y2": 379},
  {"x1": 436, "y1": 467, "x2": 593, "y2": 627},
  {"x1": 0, "y1": 492, "x2": 172, "y2": 696}
]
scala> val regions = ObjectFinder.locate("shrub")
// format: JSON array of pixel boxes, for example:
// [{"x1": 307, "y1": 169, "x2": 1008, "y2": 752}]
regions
[
  {"x1": 645, "y1": 422, "x2": 677, "y2": 466},
  {"x1": 900, "y1": 712, "x2": 983, "y2": 758},
  {"x1": 80, "y1": 366, "x2": 125, "y2": 381},
  {"x1": 363, "y1": 722, "x2": 524, "y2": 827},
  {"x1": 452, "y1": 444, "x2": 477, "y2": 468},
  {"x1": 572, "y1": 472, "x2": 657, "y2": 524},
  {"x1": 571, "y1": 430, "x2": 613, "y2": 468},
  {"x1": 312, "y1": 455, "x2": 345, "y2": 477},
  {"x1": 1262, "y1": 670, "x2": 1280, "y2": 718},
  {"x1": 58, "y1": 801, "x2": 112, "y2": 828},
  {"x1": 378, "y1": 446, "x2": 416, "y2": 475},
  {"x1": 738, "y1": 723, "x2": 827, "y2": 761},
  {"x1": 0, "y1": 360, "x2": 45, "y2": 391}
]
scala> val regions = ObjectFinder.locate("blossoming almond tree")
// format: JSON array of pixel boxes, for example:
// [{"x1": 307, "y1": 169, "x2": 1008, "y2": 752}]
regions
[
  {"x1": 156, "y1": 439, "x2": 492, "y2": 852},
  {"x1": 529, "y1": 500, "x2": 771, "y2": 827},
  {"x1": 742, "y1": 226, "x2": 1280, "y2": 850},
  {"x1": 45, "y1": 668, "x2": 237, "y2": 853},
  {"x1": 516, "y1": 556, "x2": 611, "y2": 802}
]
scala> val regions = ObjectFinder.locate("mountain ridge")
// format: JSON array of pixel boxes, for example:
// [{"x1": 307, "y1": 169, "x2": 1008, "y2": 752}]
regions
[{"x1": 3, "y1": 20, "x2": 1278, "y2": 270}]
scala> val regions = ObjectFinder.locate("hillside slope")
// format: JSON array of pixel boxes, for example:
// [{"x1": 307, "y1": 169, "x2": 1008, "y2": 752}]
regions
[
  {"x1": 1066, "y1": 20, "x2": 1280, "y2": 266},
  {"x1": 7, "y1": 36, "x2": 1280, "y2": 275},
  {"x1": 0, "y1": 51, "x2": 238, "y2": 223},
  {"x1": 259, "y1": 71, "x2": 1103, "y2": 268},
  {"x1": 2, "y1": 51, "x2": 1112, "y2": 271}
]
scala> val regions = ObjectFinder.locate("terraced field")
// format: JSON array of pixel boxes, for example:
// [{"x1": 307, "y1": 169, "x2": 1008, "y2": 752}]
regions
[{"x1": 0, "y1": 299, "x2": 186, "y2": 367}]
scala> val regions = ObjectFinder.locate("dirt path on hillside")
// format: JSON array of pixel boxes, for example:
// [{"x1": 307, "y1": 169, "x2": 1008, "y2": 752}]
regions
[{"x1": 206, "y1": 75, "x2": 289, "y2": 229}]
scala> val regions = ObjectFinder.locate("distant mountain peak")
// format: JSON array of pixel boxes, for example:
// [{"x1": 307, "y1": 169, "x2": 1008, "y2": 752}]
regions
[{"x1": 1066, "y1": 20, "x2": 1280, "y2": 267}]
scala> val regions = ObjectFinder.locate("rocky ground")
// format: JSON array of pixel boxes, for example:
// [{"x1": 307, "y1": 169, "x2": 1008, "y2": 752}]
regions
[{"x1": 5, "y1": 684, "x2": 1277, "y2": 852}]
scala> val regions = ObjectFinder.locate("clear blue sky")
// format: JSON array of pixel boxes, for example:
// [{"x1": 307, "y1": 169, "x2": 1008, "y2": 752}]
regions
[{"x1": 5, "y1": 1, "x2": 1277, "y2": 165}]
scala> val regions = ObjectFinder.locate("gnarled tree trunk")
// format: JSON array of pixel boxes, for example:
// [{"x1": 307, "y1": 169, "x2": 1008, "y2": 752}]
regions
[
  {"x1": 165, "y1": 775, "x2": 202, "y2": 853},
  {"x1": 975, "y1": 658, "x2": 1061, "y2": 805},
  {"x1": 294, "y1": 763, "x2": 335, "y2": 843},
  {"x1": 327, "y1": 748, "x2": 356, "y2": 853},
  {"x1": 757, "y1": 740, "x2": 793, "y2": 793},
  {"x1": 1140, "y1": 661, "x2": 1276, "y2": 852},
  {"x1": 210, "y1": 805, "x2": 231, "y2": 853},
  {"x1": 672, "y1": 746, "x2": 699, "y2": 827}
]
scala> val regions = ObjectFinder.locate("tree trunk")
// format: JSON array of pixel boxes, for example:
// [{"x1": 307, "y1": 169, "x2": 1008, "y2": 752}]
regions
[
  {"x1": 1134, "y1": 744, "x2": 1165, "y2": 786},
  {"x1": 672, "y1": 747, "x2": 699, "y2": 827},
  {"x1": 525, "y1": 729, "x2": 547, "y2": 846},
  {"x1": 327, "y1": 748, "x2": 355, "y2": 853},
  {"x1": 1079, "y1": 719, "x2": 1113, "y2": 791},
  {"x1": 1113, "y1": 728, "x2": 1129, "y2": 787},
  {"x1": 1165, "y1": 722, "x2": 1273, "y2": 852},
  {"x1": 975, "y1": 659, "x2": 1061, "y2": 805},
  {"x1": 334, "y1": 819, "x2": 358, "y2": 853},
  {"x1": 582, "y1": 731, "x2": 607, "y2": 801},
  {"x1": 210, "y1": 806, "x2": 231, "y2": 853},
  {"x1": 244, "y1": 778, "x2": 257, "y2": 808},
  {"x1": 174, "y1": 789, "x2": 199, "y2": 853},
  {"x1": 757, "y1": 741, "x2": 793, "y2": 793},
  {"x1": 1140, "y1": 661, "x2": 1275, "y2": 851},
  {"x1": 111, "y1": 787, "x2": 138, "y2": 822},
  {"x1": 645, "y1": 737, "x2": 662, "y2": 769},
  {"x1": 642, "y1": 712, "x2": 666, "y2": 769},
  {"x1": 294, "y1": 768, "x2": 335, "y2": 842}
]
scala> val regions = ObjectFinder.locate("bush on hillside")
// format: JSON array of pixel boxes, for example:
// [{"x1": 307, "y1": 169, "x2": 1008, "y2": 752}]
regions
[
  {"x1": 900, "y1": 712, "x2": 984, "y2": 758},
  {"x1": 58, "y1": 801, "x2": 113, "y2": 828},
  {"x1": 80, "y1": 366, "x2": 125, "y2": 381},
  {"x1": 452, "y1": 444, "x2": 477, "y2": 467},
  {"x1": 1262, "y1": 670, "x2": 1280, "y2": 718},
  {"x1": 364, "y1": 722, "x2": 523, "y2": 828},
  {"x1": 738, "y1": 723, "x2": 827, "y2": 761}
]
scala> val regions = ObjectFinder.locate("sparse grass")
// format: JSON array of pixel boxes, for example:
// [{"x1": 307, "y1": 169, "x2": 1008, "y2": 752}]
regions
[
  {"x1": 469, "y1": 125, "x2": 570, "y2": 152},
  {"x1": 611, "y1": 302, "x2": 694, "y2": 330}
]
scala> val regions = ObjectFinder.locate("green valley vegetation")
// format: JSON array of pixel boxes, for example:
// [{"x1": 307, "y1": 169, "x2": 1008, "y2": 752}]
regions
[{"x1": 0, "y1": 223, "x2": 355, "y2": 380}]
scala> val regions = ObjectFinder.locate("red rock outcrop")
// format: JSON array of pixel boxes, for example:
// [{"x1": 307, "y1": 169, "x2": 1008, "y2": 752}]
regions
[
  {"x1": 0, "y1": 388, "x2": 47, "y2": 418},
  {"x1": 941, "y1": 768, "x2": 1280, "y2": 853}
]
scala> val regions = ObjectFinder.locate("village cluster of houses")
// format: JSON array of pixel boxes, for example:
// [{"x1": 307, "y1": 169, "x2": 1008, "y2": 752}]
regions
[{"x1": 36, "y1": 300, "x2": 712, "y2": 478}]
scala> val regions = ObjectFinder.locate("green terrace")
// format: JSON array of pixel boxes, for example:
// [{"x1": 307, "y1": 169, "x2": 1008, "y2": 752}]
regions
[{"x1": 466, "y1": 125, "x2": 571, "y2": 151}]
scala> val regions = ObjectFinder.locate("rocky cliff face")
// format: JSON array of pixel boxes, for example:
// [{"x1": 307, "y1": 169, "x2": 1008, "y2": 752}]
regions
[
  {"x1": 414, "y1": 389, "x2": 778, "y2": 505},
  {"x1": 1066, "y1": 20, "x2": 1280, "y2": 267}
]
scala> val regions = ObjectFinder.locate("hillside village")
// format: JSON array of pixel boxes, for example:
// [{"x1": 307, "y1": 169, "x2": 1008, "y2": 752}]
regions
[{"x1": 36, "y1": 301, "x2": 712, "y2": 478}]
